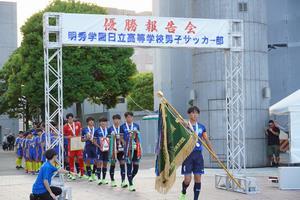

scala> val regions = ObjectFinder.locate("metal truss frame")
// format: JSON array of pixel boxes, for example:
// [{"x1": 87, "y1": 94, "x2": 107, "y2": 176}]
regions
[
  {"x1": 43, "y1": 13, "x2": 64, "y2": 169},
  {"x1": 43, "y1": 13, "x2": 248, "y2": 193}
]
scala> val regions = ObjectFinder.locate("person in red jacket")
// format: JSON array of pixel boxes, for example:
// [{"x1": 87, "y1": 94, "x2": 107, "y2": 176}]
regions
[{"x1": 63, "y1": 113, "x2": 84, "y2": 180}]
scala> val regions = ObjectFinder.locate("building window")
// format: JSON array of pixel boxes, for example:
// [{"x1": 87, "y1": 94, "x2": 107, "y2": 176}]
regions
[{"x1": 239, "y1": 2, "x2": 248, "y2": 12}]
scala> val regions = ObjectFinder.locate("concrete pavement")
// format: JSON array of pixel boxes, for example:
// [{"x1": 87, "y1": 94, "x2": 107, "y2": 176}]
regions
[{"x1": 0, "y1": 150, "x2": 299, "y2": 200}]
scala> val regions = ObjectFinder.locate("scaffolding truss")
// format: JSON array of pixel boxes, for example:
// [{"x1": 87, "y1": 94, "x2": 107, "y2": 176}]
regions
[{"x1": 43, "y1": 13, "x2": 251, "y2": 193}]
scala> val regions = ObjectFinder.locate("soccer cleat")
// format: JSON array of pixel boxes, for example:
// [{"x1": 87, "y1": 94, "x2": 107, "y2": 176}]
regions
[
  {"x1": 97, "y1": 179, "x2": 103, "y2": 185},
  {"x1": 121, "y1": 181, "x2": 128, "y2": 188},
  {"x1": 128, "y1": 185, "x2": 136, "y2": 192},
  {"x1": 111, "y1": 181, "x2": 117, "y2": 187},
  {"x1": 82, "y1": 175, "x2": 89, "y2": 180},
  {"x1": 71, "y1": 175, "x2": 76, "y2": 180},
  {"x1": 91, "y1": 173, "x2": 97, "y2": 181},
  {"x1": 67, "y1": 174, "x2": 72, "y2": 179},
  {"x1": 88, "y1": 176, "x2": 93, "y2": 182},
  {"x1": 102, "y1": 179, "x2": 109, "y2": 185},
  {"x1": 179, "y1": 193, "x2": 187, "y2": 200}
]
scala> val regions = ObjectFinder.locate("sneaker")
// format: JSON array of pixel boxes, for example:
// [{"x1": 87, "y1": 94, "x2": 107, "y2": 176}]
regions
[
  {"x1": 128, "y1": 185, "x2": 136, "y2": 192},
  {"x1": 91, "y1": 174, "x2": 97, "y2": 181},
  {"x1": 71, "y1": 175, "x2": 76, "y2": 180},
  {"x1": 67, "y1": 174, "x2": 72, "y2": 179},
  {"x1": 88, "y1": 176, "x2": 93, "y2": 182},
  {"x1": 179, "y1": 193, "x2": 187, "y2": 200},
  {"x1": 82, "y1": 175, "x2": 89, "y2": 180},
  {"x1": 121, "y1": 181, "x2": 128, "y2": 188},
  {"x1": 102, "y1": 179, "x2": 109, "y2": 185},
  {"x1": 111, "y1": 181, "x2": 117, "y2": 187},
  {"x1": 97, "y1": 179, "x2": 103, "y2": 185}
]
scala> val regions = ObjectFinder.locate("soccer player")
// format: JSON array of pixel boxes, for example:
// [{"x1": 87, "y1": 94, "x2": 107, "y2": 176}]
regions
[
  {"x1": 63, "y1": 113, "x2": 84, "y2": 180},
  {"x1": 94, "y1": 117, "x2": 110, "y2": 185},
  {"x1": 120, "y1": 112, "x2": 142, "y2": 191},
  {"x1": 35, "y1": 129, "x2": 43, "y2": 172},
  {"x1": 15, "y1": 131, "x2": 24, "y2": 169},
  {"x1": 108, "y1": 114, "x2": 126, "y2": 187},
  {"x1": 179, "y1": 106, "x2": 215, "y2": 200},
  {"x1": 27, "y1": 131, "x2": 36, "y2": 174},
  {"x1": 31, "y1": 148, "x2": 68, "y2": 200},
  {"x1": 81, "y1": 117, "x2": 97, "y2": 182}
]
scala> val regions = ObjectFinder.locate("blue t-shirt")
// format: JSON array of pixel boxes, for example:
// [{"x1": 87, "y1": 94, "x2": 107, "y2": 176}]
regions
[
  {"x1": 120, "y1": 123, "x2": 140, "y2": 141},
  {"x1": 82, "y1": 127, "x2": 96, "y2": 147},
  {"x1": 191, "y1": 122, "x2": 206, "y2": 151},
  {"x1": 95, "y1": 127, "x2": 108, "y2": 145},
  {"x1": 108, "y1": 126, "x2": 121, "y2": 136},
  {"x1": 15, "y1": 137, "x2": 23, "y2": 150},
  {"x1": 32, "y1": 161, "x2": 58, "y2": 194}
]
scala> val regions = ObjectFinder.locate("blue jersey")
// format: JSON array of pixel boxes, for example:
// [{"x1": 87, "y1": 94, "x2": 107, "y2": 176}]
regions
[
  {"x1": 95, "y1": 127, "x2": 109, "y2": 145},
  {"x1": 191, "y1": 122, "x2": 206, "y2": 152},
  {"x1": 27, "y1": 137, "x2": 36, "y2": 151},
  {"x1": 15, "y1": 137, "x2": 23, "y2": 150},
  {"x1": 120, "y1": 123, "x2": 140, "y2": 141},
  {"x1": 32, "y1": 161, "x2": 57, "y2": 194},
  {"x1": 82, "y1": 127, "x2": 96, "y2": 147}
]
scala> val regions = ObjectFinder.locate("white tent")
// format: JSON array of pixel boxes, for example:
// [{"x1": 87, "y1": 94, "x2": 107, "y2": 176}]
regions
[{"x1": 269, "y1": 89, "x2": 300, "y2": 163}]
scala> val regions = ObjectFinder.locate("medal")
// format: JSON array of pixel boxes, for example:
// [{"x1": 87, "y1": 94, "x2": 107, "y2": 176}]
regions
[
  {"x1": 68, "y1": 122, "x2": 76, "y2": 136},
  {"x1": 87, "y1": 127, "x2": 95, "y2": 140}
]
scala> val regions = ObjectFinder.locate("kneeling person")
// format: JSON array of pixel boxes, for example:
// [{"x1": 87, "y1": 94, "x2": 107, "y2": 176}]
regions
[{"x1": 31, "y1": 148, "x2": 68, "y2": 200}]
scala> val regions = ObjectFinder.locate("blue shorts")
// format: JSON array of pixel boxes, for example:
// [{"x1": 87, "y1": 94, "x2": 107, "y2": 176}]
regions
[
  {"x1": 16, "y1": 149, "x2": 23, "y2": 157},
  {"x1": 85, "y1": 145, "x2": 97, "y2": 160},
  {"x1": 97, "y1": 150, "x2": 109, "y2": 162},
  {"x1": 181, "y1": 150, "x2": 204, "y2": 175},
  {"x1": 29, "y1": 149, "x2": 36, "y2": 161}
]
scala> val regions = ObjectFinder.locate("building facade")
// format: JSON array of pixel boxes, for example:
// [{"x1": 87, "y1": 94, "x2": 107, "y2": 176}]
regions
[
  {"x1": 0, "y1": 1, "x2": 19, "y2": 142},
  {"x1": 153, "y1": 0, "x2": 270, "y2": 167}
]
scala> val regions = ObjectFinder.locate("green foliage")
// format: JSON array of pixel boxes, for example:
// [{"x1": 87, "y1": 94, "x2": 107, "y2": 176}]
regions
[
  {"x1": 0, "y1": 0, "x2": 136, "y2": 121},
  {"x1": 127, "y1": 72, "x2": 154, "y2": 111}
]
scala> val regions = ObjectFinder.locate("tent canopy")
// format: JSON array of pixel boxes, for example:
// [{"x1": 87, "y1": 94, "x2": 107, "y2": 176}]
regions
[{"x1": 269, "y1": 89, "x2": 300, "y2": 115}]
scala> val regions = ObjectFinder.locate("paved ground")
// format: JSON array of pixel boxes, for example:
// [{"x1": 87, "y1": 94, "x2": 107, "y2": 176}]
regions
[{"x1": 0, "y1": 150, "x2": 299, "y2": 200}]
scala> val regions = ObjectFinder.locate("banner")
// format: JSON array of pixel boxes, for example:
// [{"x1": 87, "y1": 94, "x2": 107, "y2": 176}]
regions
[
  {"x1": 61, "y1": 13, "x2": 230, "y2": 48},
  {"x1": 155, "y1": 102, "x2": 198, "y2": 193}
]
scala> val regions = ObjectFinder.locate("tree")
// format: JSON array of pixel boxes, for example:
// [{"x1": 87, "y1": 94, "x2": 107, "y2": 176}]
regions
[
  {"x1": 127, "y1": 72, "x2": 154, "y2": 111},
  {"x1": 0, "y1": 0, "x2": 136, "y2": 125}
]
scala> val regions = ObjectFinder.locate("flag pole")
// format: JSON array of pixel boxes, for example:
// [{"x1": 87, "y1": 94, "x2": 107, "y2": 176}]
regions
[{"x1": 157, "y1": 91, "x2": 242, "y2": 189}]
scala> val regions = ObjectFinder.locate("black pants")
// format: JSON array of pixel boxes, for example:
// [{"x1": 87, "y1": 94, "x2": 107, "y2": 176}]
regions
[{"x1": 31, "y1": 186, "x2": 62, "y2": 200}]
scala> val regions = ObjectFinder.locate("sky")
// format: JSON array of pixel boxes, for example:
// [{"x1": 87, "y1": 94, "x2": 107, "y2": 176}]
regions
[{"x1": 3, "y1": 0, "x2": 152, "y2": 45}]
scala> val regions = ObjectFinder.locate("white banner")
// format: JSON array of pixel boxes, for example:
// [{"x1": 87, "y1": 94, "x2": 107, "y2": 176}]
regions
[{"x1": 61, "y1": 13, "x2": 230, "y2": 49}]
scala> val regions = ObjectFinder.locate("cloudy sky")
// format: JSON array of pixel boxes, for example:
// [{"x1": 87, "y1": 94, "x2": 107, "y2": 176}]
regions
[{"x1": 3, "y1": 0, "x2": 152, "y2": 44}]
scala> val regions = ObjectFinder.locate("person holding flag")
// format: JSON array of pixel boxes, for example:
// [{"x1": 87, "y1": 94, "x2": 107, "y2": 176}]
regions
[
  {"x1": 81, "y1": 117, "x2": 97, "y2": 182},
  {"x1": 108, "y1": 114, "x2": 126, "y2": 188},
  {"x1": 179, "y1": 106, "x2": 215, "y2": 200},
  {"x1": 120, "y1": 112, "x2": 142, "y2": 192},
  {"x1": 63, "y1": 113, "x2": 84, "y2": 180}
]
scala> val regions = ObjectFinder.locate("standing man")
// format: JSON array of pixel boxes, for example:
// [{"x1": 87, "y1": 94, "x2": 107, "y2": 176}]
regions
[
  {"x1": 265, "y1": 120, "x2": 280, "y2": 167},
  {"x1": 63, "y1": 113, "x2": 84, "y2": 180},
  {"x1": 120, "y1": 112, "x2": 142, "y2": 191},
  {"x1": 81, "y1": 117, "x2": 97, "y2": 182},
  {"x1": 179, "y1": 106, "x2": 215, "y2": 200},
  {"x1": 108, "y1": 114, "x2": 126, "y2": 187},
  {"x1": 15, "y1": 131, "x2": 24, "y2": 169},
  {"x1": 94, "y1": 117, "x2": 110, "y2": 185}
]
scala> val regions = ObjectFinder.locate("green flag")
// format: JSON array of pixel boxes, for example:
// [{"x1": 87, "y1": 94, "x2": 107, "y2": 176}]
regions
[{"x1": 155, "y1": 101, "x2": 198, "y2": 193}]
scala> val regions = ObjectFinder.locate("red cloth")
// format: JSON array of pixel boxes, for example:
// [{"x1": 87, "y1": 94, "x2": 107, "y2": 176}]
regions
[{"x1": 63, "y1": 121, "x2": 82, "y2": 151}]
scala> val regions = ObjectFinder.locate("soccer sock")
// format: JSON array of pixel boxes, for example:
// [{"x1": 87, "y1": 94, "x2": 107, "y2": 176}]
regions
[
  {"x1": 127, "y1": 163, "x2": 133, "y2": 185},
  {"x1": 28, "y1": 161, "x2": 32, "y2": 172},
  {"x1": 120, "y1": 164, "x2": 126, "y2": 182},
  {"x1": 32, "y1": 162, "x2": 36, "y2": 172},
  {"x1": 65, "y1": 162, "x2": 70, "y2": 171},
  {"x1": 110, "y1": 165, "x2": 115, "y2": 181},
  {"x1": 193, "y1": 183, "x2": 201, "y2": 200},
  {"x1": 132, "y1": 164, "x2": 139, "y2": 179},
  {"x1": 102, "y1": 167, "x2": 107, "y2": 180},
  {"x1": 25, "y1": 161, "x2": 28, "y2": 171},
  {"x1": 75, "y1": 163, "x2": 80, "y2": 173},
  {"x1": 182, "y1": 181, "x2": 190, "y2": 195},
  {"x1": 86, "y1": 166, "x2": 91, "y2": 177},
  {"x1": 92, "y1": 165, "x2": 96, "y2": 175},
  {"x1": 96, "y1": 167, "x2": 102, "y2": 179}
]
